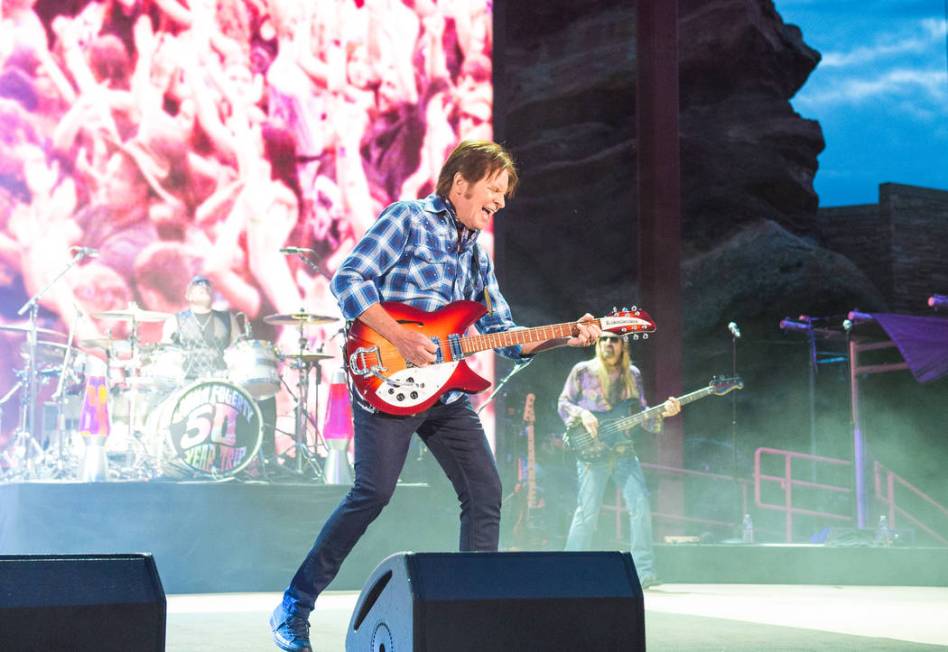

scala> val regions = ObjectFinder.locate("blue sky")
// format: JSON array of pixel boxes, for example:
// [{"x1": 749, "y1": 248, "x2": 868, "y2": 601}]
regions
[{"x1": 775, "y1": 0, "x2": 948, "y2": 206}]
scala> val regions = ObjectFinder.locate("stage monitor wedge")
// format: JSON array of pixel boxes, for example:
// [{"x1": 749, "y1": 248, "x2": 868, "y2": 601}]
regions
[
  {"x1": 346, "y1": 551, "x2": 644, "y2": 652},
  {"x1": 0, "y1": 553, "x2": 166, "y2": 652}
]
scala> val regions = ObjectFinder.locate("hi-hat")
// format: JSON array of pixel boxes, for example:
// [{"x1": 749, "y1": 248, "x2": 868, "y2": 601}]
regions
[
  {"x1": 94, "y1": 304, "x2": 171, "y2": 323},
  {"x1": 279, "y1": 349, "x2": 335, "y2": 363},
  {"x1": 263, "y1": 312, "x2": 338, "y2": 326},
  {"x1": 0, "y1": 323, "x2": 66, "y2": 338}
]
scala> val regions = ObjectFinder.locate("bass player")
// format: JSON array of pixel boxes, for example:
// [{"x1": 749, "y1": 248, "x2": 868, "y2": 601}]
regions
[{"x1": 558, "y1": 332, "x2": 680, "y2": 589}]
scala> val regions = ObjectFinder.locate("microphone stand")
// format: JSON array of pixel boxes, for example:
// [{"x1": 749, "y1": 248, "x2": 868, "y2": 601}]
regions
[
  {"x1": 730, "y1": 328, "x2": 739, "y2": 483},
  {"x1": 476, "y1": 357, "x2": 534, "y2": 415},
  {"x1": 292, "y1": 251, "x2": 320, "y2": 273},
  {"x1": 49, "y1": 303, "x2": 84, "y2": 478},
  {"x1": 14, "y1": 250, "x2": 89, "y2": 461},
  {"x1": 727, "y1": 324, "x2": 745, "y2": 524}
]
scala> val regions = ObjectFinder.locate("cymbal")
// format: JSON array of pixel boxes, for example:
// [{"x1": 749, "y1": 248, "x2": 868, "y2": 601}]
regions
[
  {"x1": 79, "y1": 337, "x2": 115, "y2": 351},
  {"x1": 278, "y1": 349, "x2": 335, "y2": 362},
  {"x1": 263, "y1": 312, "x2": 338, "y2": 326},
  {"x1": 19, "y1": 341, "x2": 69, "y2": 365},
  {"x1": 0, "y1": 323, "x2": 66, "y2": 338},
  {"x1": 94, "y1": 304, "x2": 171, "y2": 323}
]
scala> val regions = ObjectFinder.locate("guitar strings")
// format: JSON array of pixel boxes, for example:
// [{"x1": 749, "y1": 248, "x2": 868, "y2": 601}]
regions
[{"x1": 352, "y1": 318, "x2": 651, "y2": 362}]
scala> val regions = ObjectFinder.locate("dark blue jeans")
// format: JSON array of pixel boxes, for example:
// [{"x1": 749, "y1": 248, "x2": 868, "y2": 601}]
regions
[{"x1": 282, "y1": 396, "x2": 502, "y2": 616}]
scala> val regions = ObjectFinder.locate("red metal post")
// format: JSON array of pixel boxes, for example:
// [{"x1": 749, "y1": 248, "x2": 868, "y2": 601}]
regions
[
  {"x1": 784, "y1": 454, "x2": 793, "y2": 542},
  {"x1": 887, "y1": 471, "x2": 896, "y2": 527},
  {"x1": 637, "y1": 0, "x2": 683, "y2": 528}
]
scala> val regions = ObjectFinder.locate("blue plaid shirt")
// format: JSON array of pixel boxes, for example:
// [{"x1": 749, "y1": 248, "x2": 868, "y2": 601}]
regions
[{"x1": 331, "y1": 193, "x2": 526, "y2": 362}]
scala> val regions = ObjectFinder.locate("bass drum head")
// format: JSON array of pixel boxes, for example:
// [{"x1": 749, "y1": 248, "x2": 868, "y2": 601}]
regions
[{"x1": 158, "y1": 380, "x2": 263, "y2": 477}]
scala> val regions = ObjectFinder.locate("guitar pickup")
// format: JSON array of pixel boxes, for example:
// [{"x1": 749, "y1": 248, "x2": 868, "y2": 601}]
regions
[{"x1": 447, "y1": 334, "x2": 463, "y2": 361}]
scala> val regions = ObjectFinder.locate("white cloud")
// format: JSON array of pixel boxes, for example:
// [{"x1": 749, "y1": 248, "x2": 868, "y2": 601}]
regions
[
  {"x1": 819, "y1": 18, "x2": 947, "y2": 68},
  {"x1": 796, "y1": 67, "x2": 948, "y2": 112}
]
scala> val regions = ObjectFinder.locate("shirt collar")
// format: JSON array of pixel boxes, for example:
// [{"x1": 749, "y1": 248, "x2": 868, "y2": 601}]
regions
[{"x1": 424, "y1": 193, "x2": 479, "y2": 250}]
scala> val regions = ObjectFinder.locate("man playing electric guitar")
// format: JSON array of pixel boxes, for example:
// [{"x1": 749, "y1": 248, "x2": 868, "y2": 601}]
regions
[
  {"x1": 270, "y1": 140, "x2": 602, "y2": 652},
  {"x1": 558, "y1": 333, "x2": 680, "y2": 589}
]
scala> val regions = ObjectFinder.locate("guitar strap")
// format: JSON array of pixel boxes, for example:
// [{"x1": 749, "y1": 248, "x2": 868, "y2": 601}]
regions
[{"x1": 470, "y1": 243, "x2": 494, "y2": 315}]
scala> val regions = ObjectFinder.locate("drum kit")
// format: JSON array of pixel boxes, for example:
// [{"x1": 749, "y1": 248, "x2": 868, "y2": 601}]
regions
[{"x1": 1, "y1": 301, "x2": 341, "y2": 483}]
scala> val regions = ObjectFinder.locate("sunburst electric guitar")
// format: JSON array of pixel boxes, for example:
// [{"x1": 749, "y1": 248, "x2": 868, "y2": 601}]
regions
[{"x1": 345, "y1": 300, "x2": 656, "y2": 415}]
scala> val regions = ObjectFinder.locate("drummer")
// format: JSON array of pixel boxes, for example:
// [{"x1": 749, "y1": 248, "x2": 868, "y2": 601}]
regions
[{"x1": 162, "y1": 276, "x2": 241, "y2": 380}]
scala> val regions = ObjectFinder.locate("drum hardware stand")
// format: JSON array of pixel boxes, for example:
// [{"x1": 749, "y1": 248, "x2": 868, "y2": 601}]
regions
[
  {"x1": 0, "y1": 377, "x2": 40, "y2": 479},
  {"x1": 282, "y1": 351, "x2": 327, "y2": 479},
  {"x1": 125, "y1": 313, "x2": 144, "y2": 446},
  {"x1": 10, "y1": 250, "x2": 91, "y2": 476},
  {"x1": 279, "y1": 319, "x2": 328, "y2": 479},
  {"x1": 47, "y1": 303, "x2": 86, "y2": 479}
]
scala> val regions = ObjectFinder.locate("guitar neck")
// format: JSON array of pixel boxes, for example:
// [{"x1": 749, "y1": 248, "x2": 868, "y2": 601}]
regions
[
  {"x1": 526, "y1": 423, "x2": 537, "y2": 508},
  {"x1": 461, "y1": 321, "x2": 592, "y2": 355},
  {"x1": 612, "y1": 386, "x2": 717, "y2": 431}
]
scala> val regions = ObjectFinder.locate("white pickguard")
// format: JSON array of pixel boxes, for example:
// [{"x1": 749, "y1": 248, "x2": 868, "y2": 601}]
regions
[{"x1": 371, "y1": 361, "x2": 460, "y2": 409}]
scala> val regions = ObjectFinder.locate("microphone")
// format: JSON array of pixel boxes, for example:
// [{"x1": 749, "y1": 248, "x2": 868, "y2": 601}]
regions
[
  {"x1": 70, "y1": 246, "x2": 99, "y2": 258},
  {"x1": 779, "y1": 318, "x2": 811, "y2": 334},
  {"x1": 280, "y1": 246, "x2": 316, "y2": 254},
  {"x1": 929, "y1": 294, "x2": 948, "y2": 311},
  {"x1": 727, "y1": 321, "x2": 741, "y2": 339}
]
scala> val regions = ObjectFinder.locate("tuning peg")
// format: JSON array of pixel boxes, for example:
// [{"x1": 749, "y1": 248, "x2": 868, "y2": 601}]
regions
[
  {"x1": 643, "y1": 333, "x2": 648, "y2": 340},
  {"x1": 612, "y1": 306, "x2": 618, "y2": 313},
  {"x1": 632, "y1": 334, "x2": 640, "y2": 341},
  {"x1": 631, "y1": 305, "x2": 638, "y2": 311}
]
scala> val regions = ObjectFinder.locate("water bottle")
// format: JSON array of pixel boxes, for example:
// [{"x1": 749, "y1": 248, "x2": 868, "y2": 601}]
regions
[
  {"x1": 741, "y1": 513, "x2": 754, "y2": 544},
  {"x1": 875, "y1": 515, "x2": 892, "y2": 546}
]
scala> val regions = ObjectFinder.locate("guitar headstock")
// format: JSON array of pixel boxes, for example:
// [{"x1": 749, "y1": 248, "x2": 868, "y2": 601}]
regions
[
  {"x1": 709, "y1": 376, "x2": 744, "y2": 396},
  {"x1": 523, "y1": 393, "x2": 536, "y2": 424},
  {"x1": 599, "y1": 306, "x2": 657, "y2": 341}
]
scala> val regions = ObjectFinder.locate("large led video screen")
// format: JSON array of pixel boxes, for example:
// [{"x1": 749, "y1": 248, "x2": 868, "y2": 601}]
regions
[{"x1": 0, "y1": 0, "x2": 495, "y2": 457}]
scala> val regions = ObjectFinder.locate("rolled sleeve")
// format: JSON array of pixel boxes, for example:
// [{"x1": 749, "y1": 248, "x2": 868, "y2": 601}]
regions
[{"x1": 330, "y1": 202, "x2": 412, "y2": 320}]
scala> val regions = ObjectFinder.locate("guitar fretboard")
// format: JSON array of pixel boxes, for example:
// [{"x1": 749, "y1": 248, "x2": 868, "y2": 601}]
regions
[
  {"x1": 601, "y1": 386, "x2": 717, "y2": 435},
  {"x1": 461, "y1": 321, "x2": 590, "y2": 354}
]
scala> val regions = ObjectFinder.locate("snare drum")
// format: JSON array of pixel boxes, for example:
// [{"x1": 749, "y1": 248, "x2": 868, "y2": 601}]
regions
[
  {"x1": 224, "y1": 339, "x2": 280, "y2": 399},
  {"x1": 147, "y1": 379, "x2": 263, "y2": 477}
]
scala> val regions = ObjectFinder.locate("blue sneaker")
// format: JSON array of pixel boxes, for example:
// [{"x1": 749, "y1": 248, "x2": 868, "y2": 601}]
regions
[{"x1": 270, "y1": 602, "x2": 313, "y2": 652}]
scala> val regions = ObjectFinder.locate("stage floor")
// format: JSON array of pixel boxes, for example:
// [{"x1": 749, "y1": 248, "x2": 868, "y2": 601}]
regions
[{"x1": 167, "y1": 584, "x2": 948, "y2": 651}]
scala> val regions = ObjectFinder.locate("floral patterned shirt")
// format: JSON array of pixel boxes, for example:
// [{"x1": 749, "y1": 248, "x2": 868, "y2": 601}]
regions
[{"x1": 558, "y1": 359, "x2": 662, "y2": 454}]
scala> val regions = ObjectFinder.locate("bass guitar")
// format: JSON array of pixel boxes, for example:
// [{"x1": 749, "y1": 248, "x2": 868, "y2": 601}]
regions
[
  {"x1": 562, "y1": 376, "x2": 744, "y2": 462},
  {"x1": 346, "y1": 301, "x2": 656, "y2": 415}
]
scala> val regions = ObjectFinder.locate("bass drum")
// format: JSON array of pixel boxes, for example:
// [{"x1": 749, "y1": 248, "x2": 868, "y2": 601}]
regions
[{"x1": 148, "y1": 380, "x2": 263, "y2": 478}]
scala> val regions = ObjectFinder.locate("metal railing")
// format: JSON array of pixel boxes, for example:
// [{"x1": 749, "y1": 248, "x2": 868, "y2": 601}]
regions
[
  {"x1": 874, "y1": 461, "x2": 948, "y2": 546},
  {"x1": 754, "y1": 447, "x2": 852, "y2": 542},
  {"x1": 599, "y1": 448, "x2": 948, "y2": 546},
  {"x1": 600, "y1": 463, "x2": 751, "y2": 543}
]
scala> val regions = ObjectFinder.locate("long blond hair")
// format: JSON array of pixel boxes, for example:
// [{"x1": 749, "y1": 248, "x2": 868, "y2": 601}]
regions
[{"x1": 593, "y1": 337, "x2": 638, "y2": 407}]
